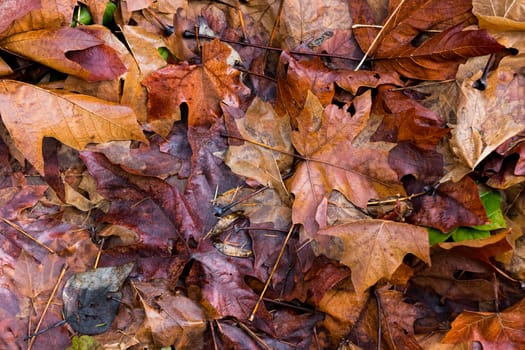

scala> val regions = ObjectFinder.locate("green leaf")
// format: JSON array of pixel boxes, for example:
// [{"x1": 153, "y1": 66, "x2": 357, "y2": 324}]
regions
[
  {"x1": 472, "y1": 190, "x2": 506, "y2": 231},
  {"x1": 103, "y1": 2, "x2": 117, "y2": 26},
  {"x1": 72, "y1": 5, "x2": 93, "y2": 27},
  {"x1": 66, "y1": 335, "x2": 103, "y2": 350},
  {"x1": 158, "y1": 47, "x2": 170, "y2": 61},
  {"x1": 428, "y1": 227, "x2": 452, "y2": 245},
  {"x1": 451, "y1": 226, "x2": 491, "y2": 242}
]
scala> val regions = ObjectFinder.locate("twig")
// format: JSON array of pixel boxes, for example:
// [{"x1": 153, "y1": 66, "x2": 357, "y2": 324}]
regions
[
  {"x1": 183, "y1": 31, "x2": 363, "y2": 61},
  {"x1": 236, "y1": 0, "x2": 248, "y2": 41},
  {"x1": 268, "y1": 0, "x2": 285, "y2": 48},
  {"x1": 249, "y1": 224, "x2": 295, "y2": 321},
  {"x1": 27, "y1": 264, "x2": 68, "y2": 350},
  {"x1": 214, "y1": 185, "x2": 269, "y2": 216},
  {"x1": 233, "y1": 65, "x2": 277, "y2": 82},
  {"x1": 1, "y1": 217, "x2": 55, "y2": 254},
  {"x1": 238, "y1": 322, "x2": 273, "y2": 350},
  {"x1": 93, "y1": 237, "x2": 105, "y2": 269},
  {"x1": 354, "y1": 0, "x2": 407, "y2": 71}
]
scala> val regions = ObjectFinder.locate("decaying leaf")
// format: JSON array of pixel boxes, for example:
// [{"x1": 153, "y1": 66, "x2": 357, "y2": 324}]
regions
[{"x1": 0, "y1": 80, "x2": 147, "y2": 174}]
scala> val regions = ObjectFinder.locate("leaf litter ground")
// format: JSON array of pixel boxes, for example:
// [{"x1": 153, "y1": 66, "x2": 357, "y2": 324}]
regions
[{"x1": 0, "y1": 0, "x2": 525, "y2": 349}]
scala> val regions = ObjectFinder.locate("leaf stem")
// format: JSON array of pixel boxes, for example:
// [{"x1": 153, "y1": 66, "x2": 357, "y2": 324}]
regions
[{"x1": 0, "y1": 217, "x2": 55, "y2": 254}]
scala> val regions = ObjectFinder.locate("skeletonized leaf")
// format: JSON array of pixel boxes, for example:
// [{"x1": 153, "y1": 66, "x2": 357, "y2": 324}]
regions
[{"x1": 0, "y1": 80, "x2": 147, "y2": 174}]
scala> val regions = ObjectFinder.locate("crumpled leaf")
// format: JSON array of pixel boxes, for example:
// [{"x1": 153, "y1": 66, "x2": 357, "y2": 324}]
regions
[
  {"x1": 0, "y1": 80, "x2": 147, "y2": 174},
  {"x1": 224, "y1": 97, "x2": 293, "y2": 200},
  {"x1": 0, "y1": 26, "x2": 127, "y2": 81},
  {"x1": 288, "y1": 90, "x2": 404, "y2": 235},
  {"x1": 317, "y1": 219, "x2": 430, "y2": 296},
  {"x1": 142, "y1": 39, "x2": 250, "y2": 137},
  {"x1": 450, "y1": 68, "x2": 525, "y2": 170},
  {"x1": 442, "y1": 297, "x2": 525, "y2": 349}
]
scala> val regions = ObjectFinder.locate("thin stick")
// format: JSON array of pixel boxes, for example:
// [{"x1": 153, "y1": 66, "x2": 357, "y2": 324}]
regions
[
  {"x1": 236, "y1": 0, "x2": 248, "y2": 41},
  {"x1": 354, "y1": 0, "x2": 407, "y2": 71},
  {"x1": 375, "y1": 288, "x2": 382, "y2": 350},
  {"x1": 238, "y1": 322, "x2": 273, "y2": 350},
  {"x1": 1, "y1": 217, "x2": 55, "y2": 254},
  {"x1": 27, "y1": 264, "x2": 68, "y2": 350},
  {"x1": 183, "y1": 31, "x2": 363, "y2": 61},
  {"x1": 268, "y1": 0, "x2": 285, "y2": 47},
  {"x1": 233, "y1": 65, "x2": 277, "y2": 82},
  {"x1": 93, "y1": 237, "x2": 105, "y2": 269},
  {"x1": 249, "y1": 225, "x2": 295, "y2": 321}
]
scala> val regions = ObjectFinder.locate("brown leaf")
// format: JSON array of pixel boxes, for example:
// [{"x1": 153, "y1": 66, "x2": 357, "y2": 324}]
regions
[
  {"x1": 450, "y1": 68, "x2": 525, "y2": 170},
  {"x1": 442, "y1": 297, "x2": 525, "y2": 349},
  {"x1": 0, "y1": 0, "x2": 40, "y2": 34},
  {"x1": 0, "y1": 80, "x2": 147, "y2": 174},
  {"x1": 275, "y1": 53, "x2": 336, "y2": 126},
  {"x1": 0, "y1": 27, "x2": 127, "y2": 81},
  {"x1": 133, "y1": 280, "x2": 207, "y2": 348},
  {"x1": 142, "y1": 39, "x2": 250, "y2": 136},
  {"x1": 335, "y1": 70, "x2": 403, "y2": 95},
  {"x1": 224, "y1": 97, "x2": 293, "y2": 201},
  {"x1": 288, "y1": 91, "x2": 404, "y2": 235},
  {"x1": 407, "y1": 177, "x2": 488, "y2": 232},
  {"x1": 318, "y1": 219, "x2": 430, "y2": 296}
]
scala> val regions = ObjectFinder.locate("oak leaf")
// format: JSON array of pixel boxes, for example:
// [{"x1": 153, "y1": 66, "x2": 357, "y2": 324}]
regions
[
  {"x1": 288, "y1": 90, "x2": 404, "y2": 235},
  {"x1": 0, "y1": 0, "x2": 40, "y2": 34},
  {"x1": 0, "y1": 80, "x2": 147, "y2": 174},
  {"x1": 318, "y1": 219, "x2": 430, "y2": 296},
  {"x1": 0, "y1": 26, "x2": 127, "y2": 81},
  {"x1": 142, "y1": 39, "x2": 250, "y2": 137},
  {"x1": 442, "y1": 297, "x2": 525, "y2": 349}
]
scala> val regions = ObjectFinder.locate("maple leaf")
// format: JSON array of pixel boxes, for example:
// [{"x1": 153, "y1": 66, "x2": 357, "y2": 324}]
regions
[
  {"x1": 0, "y1": 80, "x2": 147, "y2": 174},
  {"x1": 0, "y1": 26, "x2": 127, "y2": 81},
  {"x1": 288, "y1": 90, "x2": 404, "y2": 235},
  {"x1": 318, "y1": 219, "x2": 430, "y2": 296},
  {"x1": 442, "y1": 297, "x2": 525, "y2": 349},
  {"x1": 142, "y1": 39, "x2": 250, "y2": 137}
]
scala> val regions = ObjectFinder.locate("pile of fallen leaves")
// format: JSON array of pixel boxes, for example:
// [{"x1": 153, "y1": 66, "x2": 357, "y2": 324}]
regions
[{"x1": 1, "y1": 0, "x2": 525, "y2": 349}]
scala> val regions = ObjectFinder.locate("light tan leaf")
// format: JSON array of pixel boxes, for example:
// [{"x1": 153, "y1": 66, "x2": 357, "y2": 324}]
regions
[
  {"x1": 450, "y1": 68, "x2": 525, "y2": 169},
  {"x1": 224, "y1": 97, "x2": 293, "y2": 201},
  {"x1": 121, "y1": 25, "x2": 167, "y2": 77},
  {"x1": 0, "y1": 80, "x2": 147, "y2": 174},
  {"x1": 318, "y1": 219, "x2": 430, "y2": 296}
]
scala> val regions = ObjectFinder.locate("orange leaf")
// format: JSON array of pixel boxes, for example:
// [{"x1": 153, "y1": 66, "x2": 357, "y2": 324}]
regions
[
  {"x1": 318, "y1": 219, "x2": 430, "y2": 296},
  {"x1": 442, "y1": 298, "x2": 525, "y2": 349},
  {"x1": 0, "y1": 80, "x2": 147, "y2": 174}
]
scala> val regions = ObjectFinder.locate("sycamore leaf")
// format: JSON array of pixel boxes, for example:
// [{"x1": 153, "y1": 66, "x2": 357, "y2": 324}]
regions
[
  {"x1": 318, "y1": 219, "x2": 430, "y2": 296},
  {"x1": 442, "y1": 298, "x2": 525, "y2": 349},
  {"x1": 450, "y1": 68, "x2": 525, "y2": 170},
  {"x1": 0, "y1": 80, "x2": 147, "y2": 174},
  {"x1": 289, "y1": 90, "x2": 404, "y2": 235},
  {"x1": 0, "y1": 26, "x2": 127, "y2": 81},
  {"x1": 142, "y1": 39, "x2": 250, "y2": 137}
]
